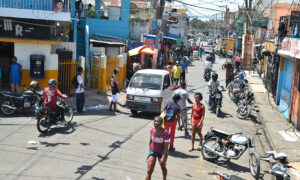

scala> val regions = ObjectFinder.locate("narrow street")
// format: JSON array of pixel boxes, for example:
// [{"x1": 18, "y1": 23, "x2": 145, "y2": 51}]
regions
[{"x1": 0, "y1": 55, "x2": 271, "y2": 180}]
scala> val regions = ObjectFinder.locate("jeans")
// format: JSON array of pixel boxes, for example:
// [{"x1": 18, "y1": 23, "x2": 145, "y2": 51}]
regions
[
  {"x1": 180, "y1": 72, "x2": 186, "y2": 82},
  {"x1": 76, "y1": 92, "x2": 85, "y2": 112},
  {"x1": 173, "y1": 78, "x2": 179, "y2": 85},
  {"x1": 180, "y1": 110, "x2": 188, "y2": 133}
]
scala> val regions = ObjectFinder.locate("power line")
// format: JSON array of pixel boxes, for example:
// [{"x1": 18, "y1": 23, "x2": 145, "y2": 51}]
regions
[{"x1": 173, "y1": 0, "x2": 226, "y2": 12}]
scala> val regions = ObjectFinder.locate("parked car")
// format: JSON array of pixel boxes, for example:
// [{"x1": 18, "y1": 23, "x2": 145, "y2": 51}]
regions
[
  {"x1": 126, "y1": 69, "x2": 173, "y2": 115},
  {"x1": 204, "y1": 45, "x2": 213, "y2": 53}
]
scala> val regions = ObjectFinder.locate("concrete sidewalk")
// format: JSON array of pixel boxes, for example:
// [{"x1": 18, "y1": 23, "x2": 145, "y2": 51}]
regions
[
  {"x1": 68, "y1": 89, "x2": 127, "y2": 110},
  {"x1": 247, "y1": 71, "x2": 300, "y2": 179}
]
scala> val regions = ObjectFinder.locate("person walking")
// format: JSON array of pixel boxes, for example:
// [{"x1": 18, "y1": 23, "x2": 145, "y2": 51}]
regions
[
  {"x1": 224, "y1": 61, "x2": 234, "y2": 87},
  {"x1": 10, "y1": 56, "x2": 22, "y2": 92},
  {"x1": 76, "y1": 67, "x2": 86, "y2": 113},
  {"x1": 235, "y1": 56, "x2": 241, "y2": 72},
  {"x1": 146, "y1": 116, "x2": 169, "y2": 180},
  {"x1": 109, "y1": 68, "x2": 120, "y2": 112},
  {"x1": 189, "y1": 92, "x2": 205, "y2": 152},
  {"x1": 75, "y1": 0, "x2": 83, "y2": 18},
  {"x1": 163, "y1": 94, "x2": 181, "y2": 151},
  {"x1": 180, "y1": 57, "x2": 188, "y2": 83},
  {"x1": 173, "y1": 82, "x2": 193, "y2": 136},
  {"x1": 172, "y1": 61, "x2": 182, "y2": 85},
  {"x1": 199, "y1": 44, "x2": 204, "y2": 60}
]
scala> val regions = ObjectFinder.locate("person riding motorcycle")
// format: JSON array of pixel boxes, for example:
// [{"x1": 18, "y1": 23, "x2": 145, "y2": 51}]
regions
[
  {"x1": 208, "y1": 73, "x2": 224, "y2": 107},
  {"x1": 228, "y1": 48, "x2": 233, "y2": 59},
  {"x1": 221, "y1": 48, "x2": 226, "y2": 57},
  {"x1": 211, "y1": 50, "x2": 216, "y2": 63},
  {"x1": 44, "y1": 79, "x2": 68, "y2": 124},
  {"x1": 204, "y1": 55, "x2": 213, "y2": 77}
]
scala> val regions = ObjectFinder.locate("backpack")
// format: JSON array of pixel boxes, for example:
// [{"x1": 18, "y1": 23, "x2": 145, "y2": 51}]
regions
[
  {"x1": 164, "y1": 101, "x2": 177, "y2": 122},
  {"x1": 72, "y1": 75, "x2": 79, "y2": 89}
]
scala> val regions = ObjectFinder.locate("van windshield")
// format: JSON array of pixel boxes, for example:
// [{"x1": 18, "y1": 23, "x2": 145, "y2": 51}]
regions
[{"x1": 129, "y1": 74, "x2": 162, "y2": 90}]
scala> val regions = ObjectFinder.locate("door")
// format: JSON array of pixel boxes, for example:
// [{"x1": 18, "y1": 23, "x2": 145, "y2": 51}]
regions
[
  {"x1": 0, "y1": 42, "x2": 14, "y2": 90},
  {"x1": 279, "y1": 59, "x2": 294, "y2": 119},
  {"x1": 162, "y1": 74, "x2": 172, "y2": 110}
]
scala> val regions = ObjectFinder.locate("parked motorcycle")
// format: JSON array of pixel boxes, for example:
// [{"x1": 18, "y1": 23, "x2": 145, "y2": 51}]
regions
[
  {"x1": 237, "y1": 90, "x2": 255, "y2": 119},
  {"x1": 228, "y1": 76, "x2": 248, "y2": 103},
  {"x1": 36, "y1": 96, "x2": 74, "y2": 133},
  {"x1": 208, "y1": 90, "x2": 223, "y2": 117},
  {"x1": 204, "y1": 69, "x2": 211, "y2": 82},
  {"x1": 201, "y1": 127, "x2": 261, "y2": 178},
  {"x1": 0, "y1": 81, "x2": 44, "y2": 115},
  {"x1": 261, "y1": 151, "x2": 292, "y2": 180}
]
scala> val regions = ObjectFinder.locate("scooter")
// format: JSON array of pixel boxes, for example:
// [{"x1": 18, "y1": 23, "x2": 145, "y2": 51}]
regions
[{"x1": 204, "y1": 69, "x2": 211, "y2": 82}]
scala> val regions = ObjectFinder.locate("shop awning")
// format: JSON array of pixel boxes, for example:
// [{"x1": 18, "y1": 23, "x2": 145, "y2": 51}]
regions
[{"x1": 128, "y1": 45, "x2": 155, "y2": 56}]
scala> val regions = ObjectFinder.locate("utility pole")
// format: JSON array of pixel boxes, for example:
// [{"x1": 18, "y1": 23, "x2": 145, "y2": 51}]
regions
[{"x1": 155, "y1": 0, "x2": 165, "y2": 68}]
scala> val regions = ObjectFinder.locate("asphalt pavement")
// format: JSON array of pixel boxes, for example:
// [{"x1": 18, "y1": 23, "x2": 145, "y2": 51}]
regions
[{"x1": 0, "y1": 55, "x2": 272, "y2": 180}]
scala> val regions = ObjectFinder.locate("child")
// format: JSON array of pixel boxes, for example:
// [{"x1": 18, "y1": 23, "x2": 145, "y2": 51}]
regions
[{"x1": 189, "y1": 92, "x2": 205, "y2": 152}]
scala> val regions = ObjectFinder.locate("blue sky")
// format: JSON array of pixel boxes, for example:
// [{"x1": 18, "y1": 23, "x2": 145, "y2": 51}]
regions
[{"x1": 166, "y1": 0, "x2": 244, "y2": 21}]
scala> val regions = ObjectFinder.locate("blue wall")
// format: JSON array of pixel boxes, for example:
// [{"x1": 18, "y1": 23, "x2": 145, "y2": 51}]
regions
[
  {"x1": 86, "y1": 18, "x2": 129, "y2": 39},
  {"x1": 0, "y1": 0, "x2": 69, "y2": 11}
]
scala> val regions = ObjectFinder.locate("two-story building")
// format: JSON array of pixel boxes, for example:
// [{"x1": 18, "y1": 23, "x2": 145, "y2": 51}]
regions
[
  {"x1": 71, "y1": 0, "x2": 129, "y2": 91},
  {"x1": 0, "y1": 0, "x2": 71, "y2": 90}
]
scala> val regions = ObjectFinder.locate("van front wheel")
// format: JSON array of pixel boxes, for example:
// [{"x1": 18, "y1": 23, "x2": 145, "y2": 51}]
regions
[{"x1": 131, "y1": 110, "x2": 138, "y2": 115}]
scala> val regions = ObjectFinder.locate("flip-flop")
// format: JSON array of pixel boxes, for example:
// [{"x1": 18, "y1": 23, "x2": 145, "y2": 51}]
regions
[{"x1": 189, "y1": 148, "x2": 194, "y2": 152}]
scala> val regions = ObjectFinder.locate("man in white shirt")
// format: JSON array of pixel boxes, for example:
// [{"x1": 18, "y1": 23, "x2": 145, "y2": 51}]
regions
[
  {"x1": 76, "y1": 67, "x2": 86, "y2": 113},
  {"x1": 173, "y1": 82, "x2": 193, "y2": 136}
]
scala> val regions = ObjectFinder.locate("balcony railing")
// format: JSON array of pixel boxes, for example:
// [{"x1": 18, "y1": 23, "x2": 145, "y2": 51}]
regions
[{"x1": 0, "y1": 0, "x2": 69, "y2": 12}]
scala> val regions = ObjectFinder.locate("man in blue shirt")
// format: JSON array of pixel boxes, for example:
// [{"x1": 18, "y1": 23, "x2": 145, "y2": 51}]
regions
[
  {"x1": 10, "y1": 56, "x2": 22, "y2": 92},
  {"x1": 180, "y1": 57, "x2": 188, "y2": 83}
]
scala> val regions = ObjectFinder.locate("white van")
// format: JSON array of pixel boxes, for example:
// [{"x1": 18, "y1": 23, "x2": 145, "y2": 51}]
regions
[{"x1": 126, "y1": 69, "x2": 173, "y2": 115}]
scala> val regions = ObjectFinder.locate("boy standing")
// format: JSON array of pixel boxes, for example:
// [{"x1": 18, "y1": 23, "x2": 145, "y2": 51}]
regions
[{"x1": 76, "y1": 67, "x2": 86, "y2": 113}]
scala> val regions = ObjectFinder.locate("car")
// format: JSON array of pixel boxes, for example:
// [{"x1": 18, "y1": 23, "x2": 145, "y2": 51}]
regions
[
  {"x1": 204, "y1": 45, "x2": 213, "y2": 53},
  {"x1": 126, "y1": 69, "x2": 173, "y2": 115}
]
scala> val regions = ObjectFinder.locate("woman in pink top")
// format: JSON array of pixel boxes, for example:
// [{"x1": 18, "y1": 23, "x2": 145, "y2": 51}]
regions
[{"x1": 146, "y1": 116, "x2": 169, "y2": 180}]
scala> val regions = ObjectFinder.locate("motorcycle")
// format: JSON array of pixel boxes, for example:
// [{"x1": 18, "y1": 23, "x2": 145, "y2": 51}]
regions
[
  {"x1": 36, "y1": 97, "x2": 74, "y2": 134},
  {"x1": 0, "y1": 81, "x2": 44, "y2": 115},
  {"x1": 202, "y1": 127, "x2": 261, "y2": 178},
  {"x1": 228, "y1": 77, "x2": 248, "y2": 103},
  {"x1": 261, "y1": 151, "x2": 292, "y2": 180},
  {"x1": 237, "y1": 90, "x2": 255, "y2": 119},
  {"x1": 208, "y1": 90, "x2": 223, "y2": 117},
  {"x1": 204, "y1": 69, "x2": 211, "y2": 82}
]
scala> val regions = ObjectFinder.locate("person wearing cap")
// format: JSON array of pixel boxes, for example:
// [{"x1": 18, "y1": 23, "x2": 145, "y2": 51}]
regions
[
  {"x1": 172, "y1": 61, "x2": 182, "y2": 85},
  {"x1": 109, "y1": 68, "x2": 120, "y2": 112}
]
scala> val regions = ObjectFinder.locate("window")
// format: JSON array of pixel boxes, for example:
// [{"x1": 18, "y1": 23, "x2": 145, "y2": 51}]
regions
[{"x1": 163, "y1": 74, "x2": 170, "y2": 87}]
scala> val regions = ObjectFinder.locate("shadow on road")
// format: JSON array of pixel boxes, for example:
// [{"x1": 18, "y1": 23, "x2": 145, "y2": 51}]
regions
[
  {"x1": 38, "y1": 122, "x2": 77, "y2": 137},
  {"x1": 207, "y1": 160, "x2": 250, "y2": 173},
  {"x1": 168, "y1": 151, "x2": 199, "y2": 159},
  {"x1": 218, "y1": 111, "x2": 233, "y2": 119}
]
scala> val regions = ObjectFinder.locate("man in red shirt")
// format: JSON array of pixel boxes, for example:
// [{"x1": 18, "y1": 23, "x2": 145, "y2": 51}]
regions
[
  {"x1": 235, "y1": 56, "x2": 241, "y2": 72},
  {"x1": 44, "y1": 79, "x2": 68, "y2": 123}
]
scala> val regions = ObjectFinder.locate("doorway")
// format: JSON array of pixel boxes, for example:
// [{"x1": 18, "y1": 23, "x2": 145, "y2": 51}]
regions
[{"x1": 0, "y1": 42, "x2": 14, "y2": 90}]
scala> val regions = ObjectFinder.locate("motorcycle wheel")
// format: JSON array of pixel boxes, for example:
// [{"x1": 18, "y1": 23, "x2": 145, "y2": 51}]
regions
[
  {"x1": 216, "y1": 105, "x2": 221, "y2": 117},
  {"x1": 201, "y1": 139, "x2": 222, "y2": 161},
  {"x1": 237, "y1": 106, "x2": 251, "y2": 119},
  {"x1": 64, "y1": 105, "x2": 74, "y2": 124},
  {"x1": 37, "y1": 115, "x2": 50, "y2": 133},
  {"x1": 249, "y1": 152, "x2": 260, "y2": 178},
  {"x1": 0, "y1": 100, "x2": 16, "y2": 115}
]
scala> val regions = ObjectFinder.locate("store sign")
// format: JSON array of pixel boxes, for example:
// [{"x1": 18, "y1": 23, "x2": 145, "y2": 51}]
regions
[
  {"x1": 143, "y1": 35, "x2": 156, "y2": 48},
  {"x1": 278, "y1": 38, "x2": 300, "y2": 59},
  {"x1": 0, "y1": 17, "x2": 56, "y2": 41}
]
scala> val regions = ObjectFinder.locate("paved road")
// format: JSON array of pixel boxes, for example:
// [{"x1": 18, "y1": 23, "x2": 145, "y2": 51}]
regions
[{"x1": 0, "y1": 55, "x2": 270, "y2": 180}]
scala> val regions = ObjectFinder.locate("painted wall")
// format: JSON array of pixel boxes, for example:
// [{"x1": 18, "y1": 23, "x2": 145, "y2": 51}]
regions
[
  {"x1": 290, "y1": 60, "x2": 300, "y2": 128},
  {"x1": 276, "y1": 57, "x2": 285, "y2": 105},
  {"x1": 14, "y1": 42, "x2": 58, "y2": 89},
  {"x1": 278, "y1": 58, "x2": 294, "y2": 119}
]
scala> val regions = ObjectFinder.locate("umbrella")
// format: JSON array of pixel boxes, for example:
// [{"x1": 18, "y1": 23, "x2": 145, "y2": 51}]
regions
[{"x1": 128, "y1": 45, "x2": 155, "y2": 56}]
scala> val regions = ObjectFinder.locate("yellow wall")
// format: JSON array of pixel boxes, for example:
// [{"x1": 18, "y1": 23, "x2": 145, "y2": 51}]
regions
[
  {"x1": 22, "y1": 69, "x2": 58, "y2": 91},
  {"x1": 224, "y1": 38, "x2": 235, "y2": 53}
]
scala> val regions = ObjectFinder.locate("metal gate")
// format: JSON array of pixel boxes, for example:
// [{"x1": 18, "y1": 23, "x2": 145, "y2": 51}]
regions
[
  {"x1": 106, "y1": 58, "x2": 119, "y2": 91},
  {"x1": 58, "y1": 59, "x2": 81, "y2": 95}
]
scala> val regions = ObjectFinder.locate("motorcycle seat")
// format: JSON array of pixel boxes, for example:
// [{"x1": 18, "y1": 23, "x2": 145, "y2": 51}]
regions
[
  {"x1": 1, "y1": 91, "x2": 23, "y2": 98},
  {"x1": 211, "y1": 128, "x2": 230, "y2": 139}
]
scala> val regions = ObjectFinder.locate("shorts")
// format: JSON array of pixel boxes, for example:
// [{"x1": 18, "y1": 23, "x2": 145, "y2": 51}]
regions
[
  {"x1": 112, "y1": 93, "x2": 119, "y2": 102},
  {"x1": 147, "y1": 149, "x2": 166, "y2": 159},
  {"x1": 192, "y1": 118, "x2": 203, "y2": 127}
]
